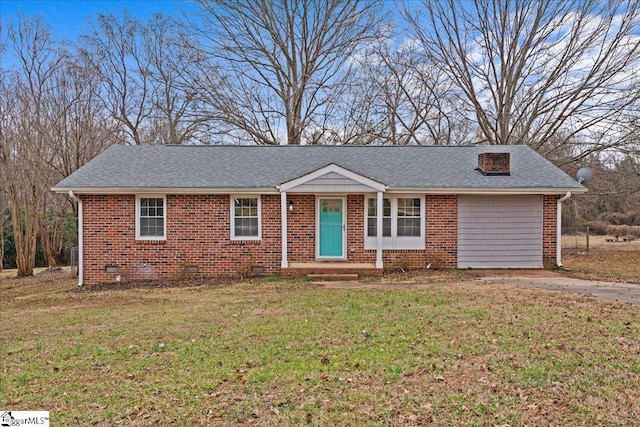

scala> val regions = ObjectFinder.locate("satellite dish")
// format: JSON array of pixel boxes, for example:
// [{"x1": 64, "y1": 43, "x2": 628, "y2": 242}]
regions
[{"x1": 576, "y1": 167, "x2": 593, "y2": 184}]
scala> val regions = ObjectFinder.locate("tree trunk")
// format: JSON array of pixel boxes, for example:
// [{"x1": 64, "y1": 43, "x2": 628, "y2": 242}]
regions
[
  {"x1": 10, "y1": 201, "x2": 38, "y2": 277},
  {"x1": 40, "y1": 205, "x2": 65, "y2": 268},
  {"x1": 0, "y1": 217, "x2": 4, "y2": 273},
  {"x1": 40, "y1": 228, "x2": 57, "y2": 268}
]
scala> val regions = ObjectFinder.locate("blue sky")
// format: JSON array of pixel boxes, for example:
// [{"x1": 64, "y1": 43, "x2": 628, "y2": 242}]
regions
[{"x1": 0, "y1": 0, "x2": 196, "y2": 41}]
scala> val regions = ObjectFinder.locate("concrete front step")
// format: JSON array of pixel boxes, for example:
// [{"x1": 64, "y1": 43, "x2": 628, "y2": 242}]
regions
[
  {"x1": 307, "y1": 273, "x2": 359, "y2": 282},
  {"x1": 282, "y1": 262, "x2": 382, "y2": 279}
]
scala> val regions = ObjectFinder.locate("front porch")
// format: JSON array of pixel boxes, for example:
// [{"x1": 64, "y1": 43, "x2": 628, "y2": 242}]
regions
[
  {"x1": 278, "y1": 164, "x2": 389, "y2": 272},
  {"x1": 281, "y1": 262, "x2": 382, "y2": 279}
]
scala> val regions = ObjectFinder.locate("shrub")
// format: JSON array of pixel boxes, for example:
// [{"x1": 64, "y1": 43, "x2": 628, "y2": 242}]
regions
[
  {"x1": 587, "y1": 220, "x2": 609, "y2": 235},
  {"x1": 607, "y1": 225, "x2": 640, "y2": 238},
  {"x1": 598, "y1": 211, "x2": 640, "y2": 226}
]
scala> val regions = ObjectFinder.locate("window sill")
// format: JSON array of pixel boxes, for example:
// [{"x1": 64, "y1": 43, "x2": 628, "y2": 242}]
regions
[
  {"x1": 230, "y1": 239, "x2": 262, "y2": 245},
  {"x1": 364, "y1": 237, "x2": 424, "y2": 250},
  {"x1": 135, "y1": 239, "x2": 166, "y2": 245}
]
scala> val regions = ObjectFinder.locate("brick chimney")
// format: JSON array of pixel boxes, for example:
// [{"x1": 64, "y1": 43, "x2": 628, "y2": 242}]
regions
[{"x1": 477, "y1": 152, "x2": 510, "y2": 175}]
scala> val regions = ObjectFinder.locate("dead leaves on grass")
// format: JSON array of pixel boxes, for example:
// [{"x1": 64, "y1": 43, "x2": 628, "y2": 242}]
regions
[
  {"x1": 563, "y1": 246, "x2": 640, "y2": 283},
  {"x1": 4, "y1": 271, "x2": 640, "y2": 426}
]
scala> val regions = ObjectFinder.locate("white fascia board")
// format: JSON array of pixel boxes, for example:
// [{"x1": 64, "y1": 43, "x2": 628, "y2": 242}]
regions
[
  {"x1": 278, "y1": 163, "x2": 387, "y2": 192},
  {"x1": 389, "y1": 187, "x2": 588, "y2": 195},
  {"x1": 51, "y1": 185, "x2": 587, "y2": 196},
  {"x1": 51, "y1": 186, "x2": 280, "y2": 195}
]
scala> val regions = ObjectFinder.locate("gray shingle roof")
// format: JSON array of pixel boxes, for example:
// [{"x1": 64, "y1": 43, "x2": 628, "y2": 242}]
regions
[{"x1": 52, "y1": 144, "x2": 586, "y2": 193}]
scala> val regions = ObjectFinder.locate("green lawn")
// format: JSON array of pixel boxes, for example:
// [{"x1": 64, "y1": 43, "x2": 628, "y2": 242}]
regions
[{"x1": 1, "y1": 274, "x2": 639, "y2": 426}]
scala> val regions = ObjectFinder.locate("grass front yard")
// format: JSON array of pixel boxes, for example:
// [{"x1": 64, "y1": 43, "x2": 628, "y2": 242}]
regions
[{"x1": 1, "y1": 270, "x2": 639, "y2": 426}]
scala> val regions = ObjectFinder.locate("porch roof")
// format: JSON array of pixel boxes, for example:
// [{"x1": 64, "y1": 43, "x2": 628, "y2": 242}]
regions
[{"x1": 278, "y1": 163, "x2": 387, "y2": 193}]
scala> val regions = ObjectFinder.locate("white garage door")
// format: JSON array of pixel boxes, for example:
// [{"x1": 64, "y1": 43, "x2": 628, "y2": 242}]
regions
[{"x1": 458, "y1": 195, "x2": 543, "y2": 268}]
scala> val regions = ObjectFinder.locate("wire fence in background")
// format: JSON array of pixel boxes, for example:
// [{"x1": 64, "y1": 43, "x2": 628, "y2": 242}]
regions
[{"x1": 562, "y1": 227, "x2": 591, "y2": 255}]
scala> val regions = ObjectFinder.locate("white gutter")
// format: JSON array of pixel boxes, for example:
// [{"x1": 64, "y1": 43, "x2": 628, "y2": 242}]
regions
[
  {"x1": 52, "y1": 186, "x2": 587, "y2": 196},
  {"x1": 68, "y1": 191, "x2": 83, "y2": 287},
  {"x1": 52, "y1": 187, "x2": 280, "y2": 195},
  {"x1": 556, "y1": 192, "x2": 571, "y2": 268}
]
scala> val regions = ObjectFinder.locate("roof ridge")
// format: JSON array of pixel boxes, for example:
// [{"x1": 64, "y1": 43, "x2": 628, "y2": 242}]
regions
[{"x1": 114, "y1": 144, "x2": 528, "y2": 149}]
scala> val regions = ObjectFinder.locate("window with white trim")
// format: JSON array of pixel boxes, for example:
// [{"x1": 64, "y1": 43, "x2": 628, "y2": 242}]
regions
[
  {"x1": 136, "y1": 196, "x2": 166, "y2": 240},
  {"x1": 397, "y1": 198, "x2": 421, "y2": 237},
  {"x1": 231, "y1": 196, "x2": 261, "y2": 240},
  {"x1": 367, "y1": 198, "x2": 391, "y2": 237},
  {"x1": 365, "y1": 196, "x2": 424, "y2": 249}
]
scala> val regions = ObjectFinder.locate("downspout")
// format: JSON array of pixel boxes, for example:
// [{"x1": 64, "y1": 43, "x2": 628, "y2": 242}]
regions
[
  {"x1": 68, "y1": 191, "x2": 83, "y2": 287},
  {"x1": 556, "y1": 192, "x2": 571, "y2": 268},
  {"x1": 280, "y1": 190, "x2": 288, "y2": 268}
]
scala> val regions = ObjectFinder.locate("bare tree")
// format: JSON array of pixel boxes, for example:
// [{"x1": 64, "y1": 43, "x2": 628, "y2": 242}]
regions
[
  {"x1": 1, "y1": 15, "x2": 121, "y2": 273},
  {"x1": 0, "y1": 16, "x2": 65, "y2": 276},
  {"x1": 48, "y1": 58, "x2": 117, "y2": 183},
  {"x1": 141, "y1": 13, "x2": 213, "y2": 145},
  {"x1": 79, "y1": 12, "x2": 212, "y2": 145},
  {"x1": 79, "y1": 12, "x2": 152, "y2": 145},
  {"x1": 184, "y1": 0, "x2": 384, "y2": 145},
  {"x1": 322, "y1": 37, "x2": 474, "y2": 145},
  {"x1": 0, "y1": 21, "x2": 6, "y2": 273},
  {"x1": 38, "y1": 56, "x2": 119, "y2": 266},
  {"x1": 0, "y1": 195, "x2": 7, "y2": 273},
  {"x1": 404, "y1": 0, "x2": 640, "y2": 162}
]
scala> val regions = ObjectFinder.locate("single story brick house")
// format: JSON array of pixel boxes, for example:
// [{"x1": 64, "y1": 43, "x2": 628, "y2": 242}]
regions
[{"x1": 52, "y1": 145, "x2": 586, "y2": 286}]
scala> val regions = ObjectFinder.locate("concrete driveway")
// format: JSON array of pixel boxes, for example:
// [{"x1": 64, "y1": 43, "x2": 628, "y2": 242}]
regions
[{"x1": 470, "y1": 270, "x2": 640, "y2": 305}]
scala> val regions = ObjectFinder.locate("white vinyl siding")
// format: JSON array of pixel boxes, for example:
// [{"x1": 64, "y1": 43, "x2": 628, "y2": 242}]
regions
[
  {"x1": 458, "y1": 195, "x2": 543, "y2": 268},
  {"x1": 289, "y1": 172, "x2": 378, "y2": 192}
]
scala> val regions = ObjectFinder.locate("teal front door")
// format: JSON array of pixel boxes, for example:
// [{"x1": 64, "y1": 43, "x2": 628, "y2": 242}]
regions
[{"x1": 318, "y1": 198, "x2": 345, "y2": 258}]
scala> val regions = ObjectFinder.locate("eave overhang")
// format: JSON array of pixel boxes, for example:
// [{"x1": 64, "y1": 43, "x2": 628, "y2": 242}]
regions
[
  {"x1": 52, "y1": 185, "x2": 587, "y2": 196},
  {"x1": 389, "y1": 187, "x2": 588, "y2": 195},
  {"x1": 51, "y1": 186, "x2": 281, "y2": 195}
]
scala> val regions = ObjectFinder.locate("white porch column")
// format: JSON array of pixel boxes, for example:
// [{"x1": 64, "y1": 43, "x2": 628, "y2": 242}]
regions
[
  {"x1": 281, "y1": 191, "x2": 289, "y2": 268},
  {"x1": 376, "y1": 191, "x2": 383, "y2": 269}
]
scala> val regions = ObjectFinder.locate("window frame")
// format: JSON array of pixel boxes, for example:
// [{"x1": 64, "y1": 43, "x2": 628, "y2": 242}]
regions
[
  {"x1": 135, "y1": 195, "x2": 167, "y2": 241},
  {"x1": 230, "y1": 195, "x2": 262, "y2": 241},
  {"x1": 364, "y1": 195, "x2": 425, "y2": 250},
  {"x1": 367, "y1": 197, "x2": 391, "y2": 238}
]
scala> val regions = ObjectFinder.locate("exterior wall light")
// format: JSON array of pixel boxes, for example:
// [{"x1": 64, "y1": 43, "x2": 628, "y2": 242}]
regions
[{"x1": 288, "y1": 199, "x2": 294, "y2": 212}]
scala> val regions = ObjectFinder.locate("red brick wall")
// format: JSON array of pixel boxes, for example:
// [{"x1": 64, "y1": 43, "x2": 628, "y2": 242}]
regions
[
  {"x1": 80, "y1": 192, "x2": 559, "y2": 284},
  {"x1": 362, "y1": 195, "x2": 459, "y2": 270},
  {"x1": 346, "y1": 195, "x2": 371, "y2": 263},
  {"x1": 82, "y1": 194, "x2": 282, "y2": 284},
  {"x1": 287, "y1": 194, "x2": 315, "y2": 261},
  {"x1": 543, "y1": 194, "x2": 560, "y2": 267},
  {"x1": 286, "y1": 195, "x2": 458, "y2": 269},
  {"x1": 425, "y1": 195, "x2": 458, "y2": 267}
]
